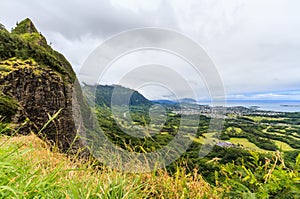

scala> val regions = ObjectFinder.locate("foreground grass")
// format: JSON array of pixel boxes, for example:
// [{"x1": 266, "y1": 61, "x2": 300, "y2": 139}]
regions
[{"x1": 0, "y1": 134, "x2": 220, "y2": 198}]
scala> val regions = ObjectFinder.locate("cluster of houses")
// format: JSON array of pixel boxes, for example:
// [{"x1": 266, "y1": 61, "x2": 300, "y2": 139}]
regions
[{"x1": 216, "y1": 141, "x2": 237, "y2": 148}]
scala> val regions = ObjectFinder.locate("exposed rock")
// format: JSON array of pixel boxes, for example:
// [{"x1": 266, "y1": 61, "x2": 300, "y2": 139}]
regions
[
  {"x1": 0, "y1": 19, "x2": 88, "y2": 155},
  {"x1": 0, "y1": 59, "x2": 84, "y2": 154}
]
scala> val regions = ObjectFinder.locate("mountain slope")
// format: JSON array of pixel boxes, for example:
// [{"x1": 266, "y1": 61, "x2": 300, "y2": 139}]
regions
[
  {"x1": 0, "y1": 19, "x2": 84, "y2": 153},
  {"x1": 0, "y1": 18, "x2": 75, "y2": 82},
  {"x1": 87, "y1": 84, "x2": 152, "y2": 107}
]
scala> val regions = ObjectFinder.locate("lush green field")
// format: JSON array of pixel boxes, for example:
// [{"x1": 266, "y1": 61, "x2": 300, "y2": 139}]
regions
[
  {"x1": 243, "y1": 116, "x2": 285, "y2": 122},
  {"x1": 228, "y1": 138, "x2": 270, "y2": 152},
  {"x1": 273, "y1": 140, "x2": 295, "y2": 151}
]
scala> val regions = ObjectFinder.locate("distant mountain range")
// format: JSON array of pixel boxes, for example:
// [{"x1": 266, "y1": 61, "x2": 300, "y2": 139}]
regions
[
  {"x1": 88, "y1": 84, "x2": 201, "y2": 107},
  {"x1": 152, "y1": 98, "x2": 197, "y2": 105},
  {"x1": 87, "y1": 84, "x2": 300, "y2": 113},
  {"x1": 84, "y1": 84, "x2": 153, "y2": 107},
  {"x1": 178, "y1": 98, "x2": 197, "y2": 103},
  {"x1": 151, "y1": 99, "x2": 177, "y2": 104}
]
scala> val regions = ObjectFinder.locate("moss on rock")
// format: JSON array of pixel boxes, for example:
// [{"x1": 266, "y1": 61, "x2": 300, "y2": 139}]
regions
[
  {"x1": 0, "y1": 94, "x2": 18, "y2": 122},
  {"x1": 12, "y1": 18, "x2": 38, "y2": 34},
  {"x1": 0, "y1": 19, "x2": 76, "y2": 82}
]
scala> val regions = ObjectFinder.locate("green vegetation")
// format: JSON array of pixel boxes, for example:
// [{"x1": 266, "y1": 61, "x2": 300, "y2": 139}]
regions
[
  {"x1": 0, "y1": 18, "x2": 75, "y2": 82},
  {"x1": 219, "y1": 151, "x2": 300, "y2": 198},
  {"x1": 229, "y1": 138, "x2": 268, "y2": 152},
  {"x1": 93, "y1": 103, "x2": 300, "y2": 185},
  {"x1": 95, "y1": 105, "x2": 178, "y2": 152},
  {"x1": 1, "y1": 128, "x2": 299, "y2": 198},
  {"x1": 0, "y1": 87, "x2": 299, "y2": 197},
  {"x1": 220, "y1": 114, "x2": 300, "y2": 151},
  {"x1": 0, "y1": 23, "x2": 7, "y2": 32},
  {"x1": 0, "y1": 94, "x2": 18, "y2": 122},
  {"x1": 273, "y1": 140, "x2": 295, "y2": 151},
  {"x1": 0, "y1": 18, "x2": 78, "y2": 145},
  {"x1": 1, "y1": 18, "x2": 300, "y2": 197},
  {"x1": 92, "y1": 84, "x2": 152, "y2": 107},
  {"x1": 243, "y1": 116, "x2": 285, "y2": 122},
  {"x1": 0, "y1": 57, "x2": 38, "y2": 75},
  {"x1": 12, "y1": 18, "x2": 38, "y2": 34},
  {"x1": 0, "y1": 134, "x2": 220, "y2": 198}
]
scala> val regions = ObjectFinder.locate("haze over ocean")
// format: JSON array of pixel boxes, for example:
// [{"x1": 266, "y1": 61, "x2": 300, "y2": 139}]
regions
[{"x1": 199, "y1": 100, "x2": 300, "y2": 112}]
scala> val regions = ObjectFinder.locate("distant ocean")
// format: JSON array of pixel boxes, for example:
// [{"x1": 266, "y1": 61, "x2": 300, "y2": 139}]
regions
[{"x1": 200, "y1": 100, "x2": 300, "y2": 113}]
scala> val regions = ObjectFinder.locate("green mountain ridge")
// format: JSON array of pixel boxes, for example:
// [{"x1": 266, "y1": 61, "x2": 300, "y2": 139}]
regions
[
  {"x1": 0, "y1": 18, "x2": 75, "y2": 82},
  {"x1": 84, "y1": 84, "x2": 153, "y2": 107}
]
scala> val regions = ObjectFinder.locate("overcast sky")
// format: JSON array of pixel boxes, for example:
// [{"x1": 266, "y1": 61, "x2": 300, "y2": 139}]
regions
[{"x1": 1, "y1": 0, "x2": 300, "y2": 100}]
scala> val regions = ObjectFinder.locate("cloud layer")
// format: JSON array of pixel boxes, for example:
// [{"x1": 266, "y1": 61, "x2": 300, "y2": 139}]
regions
[{"x1": 1, "y1": 0, "x2": 300, "y2": 100}]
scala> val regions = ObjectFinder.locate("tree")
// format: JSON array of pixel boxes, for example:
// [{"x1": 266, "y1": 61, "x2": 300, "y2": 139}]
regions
[{"x1": 0, "y1": 23, "x2": 6, "y2": 31}]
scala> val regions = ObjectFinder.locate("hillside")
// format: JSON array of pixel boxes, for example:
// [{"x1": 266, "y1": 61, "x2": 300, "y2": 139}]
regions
[
  {"x1": 0, "y1": 19, "x2": 84, "y2": 153},
  {"x1": 1, "y1": 126, "x2": 299, "y2": 198},
  {"x1": 0, "y1": 18, "x2": 75, "y2": 81},
  {"x1": 92, "y1": 84, "x2": 152, "y2": 107},
  {"x1": 0, "y1": 133, "x2": 220, "y2": 198}
]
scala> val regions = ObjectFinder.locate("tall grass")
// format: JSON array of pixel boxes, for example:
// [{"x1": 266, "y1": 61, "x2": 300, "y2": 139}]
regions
[
  {"x1": 0, "y1": 134, "x2": 220, "y2": 198},
  {"x1": 1, "y1": 109, "x2": 299, "y2": 198}
]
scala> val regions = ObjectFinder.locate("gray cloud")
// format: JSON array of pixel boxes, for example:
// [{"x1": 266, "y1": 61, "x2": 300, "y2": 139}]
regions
[
  {"x1": 1, "y1": 0, "x2": 179, "y2": 39},
  {"x1": 1, "y1": 0, "x2": 300, "y2": 100}
]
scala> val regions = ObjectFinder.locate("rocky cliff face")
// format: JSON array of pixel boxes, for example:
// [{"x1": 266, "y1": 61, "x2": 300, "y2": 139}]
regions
[{"x1": 0, "y1": 19, "x2": 86, "y2": 154}]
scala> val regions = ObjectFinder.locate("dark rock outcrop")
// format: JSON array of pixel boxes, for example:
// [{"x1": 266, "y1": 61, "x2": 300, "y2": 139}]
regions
[{"x1": 0, "y1": 19, "x2": 87, "y2": 155}]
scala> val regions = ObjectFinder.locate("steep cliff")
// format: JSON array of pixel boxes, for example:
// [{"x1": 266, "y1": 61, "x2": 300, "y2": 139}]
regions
[{"x1": 0, "y1": 19, "x2": 85, "y2": 154}]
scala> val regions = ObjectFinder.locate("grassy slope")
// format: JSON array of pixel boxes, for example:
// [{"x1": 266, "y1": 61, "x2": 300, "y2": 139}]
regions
[
  {"x1": 228, "y1": 138, "x2": 270, "y2": 152},
  {"x1": 273, "y1": 140, "x2": 295, "y2": 151},
  {"x1": 0, "y1": 134, "x2": 220, "y2": 198},
  {"x1": 243, "y1": 116, "x2": 285, "y2": 122}
]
